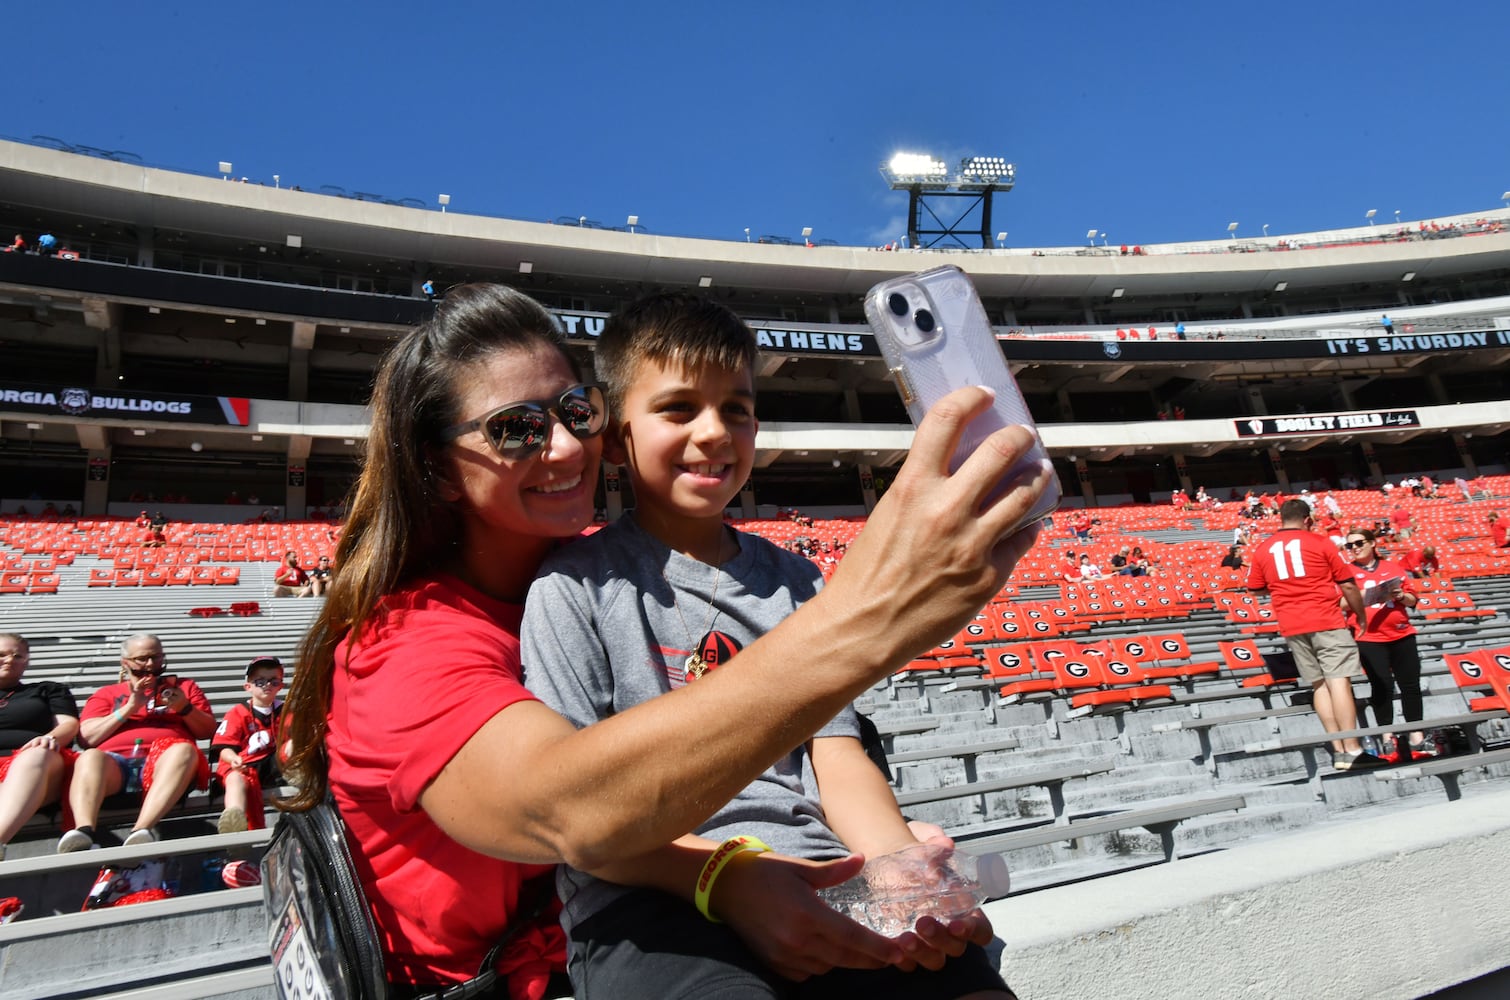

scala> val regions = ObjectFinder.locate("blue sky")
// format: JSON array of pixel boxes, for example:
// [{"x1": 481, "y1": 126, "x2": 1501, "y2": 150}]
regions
[{"x1": 9, "y1": 2, "x2": 1508, "y2": 249}]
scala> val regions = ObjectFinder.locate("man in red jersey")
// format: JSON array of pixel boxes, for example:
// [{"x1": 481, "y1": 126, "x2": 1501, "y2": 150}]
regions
[{"x1": 1247, "y1": 500, "x2": 1385, "y2": 771}]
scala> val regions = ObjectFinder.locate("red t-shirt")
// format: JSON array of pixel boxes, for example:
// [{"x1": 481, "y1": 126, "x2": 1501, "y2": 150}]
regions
[
  {"x1": 81, "y1": 679, "x2": 215, "y2": 753},
  {"x1": 326, "y1": 573, "x2": 564, "y2": 986},
  {"x1": 1347, "y1": 558, "x2": 1417, "y2": 642},
  {"x1": 274, "y1": 564, "x2": 308, "y2": 586},
  {"x1": 1397, "y1": 549, "x2": 1438, "y2": 576},
  {"x1": 1246, "y1": 528, "x2": 1354, "y2": 636},
  {"x1": 1493, "y1": 522, "x2": 1508, "y2": 548},
  {"x1": 1389, "y1": 509, "x2": 1412, "y2": 530}
]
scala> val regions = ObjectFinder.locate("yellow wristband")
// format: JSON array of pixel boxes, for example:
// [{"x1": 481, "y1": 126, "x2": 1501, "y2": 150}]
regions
[{"x1": 694, "y1": 835, "x2": 770, "y2": 922}]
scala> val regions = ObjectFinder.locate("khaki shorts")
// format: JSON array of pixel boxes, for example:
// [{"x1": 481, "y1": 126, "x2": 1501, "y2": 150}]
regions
[{"x1": 1287, "y1": 629, "x2": 1361, "y2": 684}]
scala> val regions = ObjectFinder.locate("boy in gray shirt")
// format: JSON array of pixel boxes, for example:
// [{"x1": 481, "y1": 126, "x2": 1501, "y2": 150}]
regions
[{"x1": 522, "y1": 293, "x2": 1011, "y2": 999}]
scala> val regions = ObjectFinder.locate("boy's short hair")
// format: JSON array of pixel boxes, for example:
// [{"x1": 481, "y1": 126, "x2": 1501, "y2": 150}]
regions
[
  {"x1": 246, "y1": 655, "x2": 284, "y2": 679},
  {"x1": 594, "y1": 292, "x2": 757, "y2": 413}
]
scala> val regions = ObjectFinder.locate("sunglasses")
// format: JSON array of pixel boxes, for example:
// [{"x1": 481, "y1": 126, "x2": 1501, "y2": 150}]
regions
[
  {"x1": 1343, "y1": 540, "x2": 1370, "y2": 550},
  {"x1": 438, "y1": 384, "x2": 607, "y2": 460},
  {"x1": 249, "y1": 677, "x2": 283, "y2": 689}
]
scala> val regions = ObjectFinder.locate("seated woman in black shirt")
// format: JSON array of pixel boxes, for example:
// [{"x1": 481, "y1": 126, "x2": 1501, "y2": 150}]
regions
[
  {"x1": 1220, "y1": 545, "x2": 1245, "y2": 570},
  {"x1": 0, "y1": 633, "x2": 80, "y2": 859}
]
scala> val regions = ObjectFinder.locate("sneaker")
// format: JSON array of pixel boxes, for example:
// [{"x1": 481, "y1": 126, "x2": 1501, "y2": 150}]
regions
[
  {"x1": 122, "y1": 827, "x2": 160, "y2": 848},
  {"x1": 217, "y1": 807, "x2": 248, "y2": 835},
  {"x1": 57, "y1": 829, "x2": 97, "y2": 853},
  {"x1": 1334, "y1": 751, "x2": 1388, "y2": 771}
]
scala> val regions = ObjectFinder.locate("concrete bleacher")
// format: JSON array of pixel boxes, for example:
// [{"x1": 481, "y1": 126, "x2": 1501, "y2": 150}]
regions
[{"x1": 4, "y1": 506, "x2": 1510, "y2": 996}]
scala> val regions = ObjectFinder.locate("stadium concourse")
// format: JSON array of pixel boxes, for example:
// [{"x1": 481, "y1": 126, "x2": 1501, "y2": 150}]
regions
[{"x1": 2, "y1": 137, "x2": 1510, "y2": 996}]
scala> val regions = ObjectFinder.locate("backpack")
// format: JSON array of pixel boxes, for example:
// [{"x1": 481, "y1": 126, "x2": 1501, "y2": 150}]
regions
[{"x1": 263, "y1": 795, "x2": 552, "y2": 1000}]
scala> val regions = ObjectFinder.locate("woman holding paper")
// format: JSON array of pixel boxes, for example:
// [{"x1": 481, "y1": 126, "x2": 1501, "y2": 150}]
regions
[{"x1": 1342, "y1": 528, "x2": 1425, "y2": 756}]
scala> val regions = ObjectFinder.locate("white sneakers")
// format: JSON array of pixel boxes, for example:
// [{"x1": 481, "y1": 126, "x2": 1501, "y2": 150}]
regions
[{"x1": 122, "y1": 827, "x2": 160, "y2": 848}]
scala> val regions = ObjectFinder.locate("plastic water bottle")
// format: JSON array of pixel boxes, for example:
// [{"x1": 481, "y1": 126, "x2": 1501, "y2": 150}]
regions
[
  {"x1": 124, "y1": 738, "x2": 146, "y2": 794},
  {"x1": 817, "y1": 843, "x2": 1010, "y2": 937},
  {"x1": 1360, "y1": 735, "x2": 1381, "y2": 757}
]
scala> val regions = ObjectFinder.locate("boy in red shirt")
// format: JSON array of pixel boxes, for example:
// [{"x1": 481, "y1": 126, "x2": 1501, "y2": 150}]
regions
[
  {"x1": 209, "y1": 656, "x2": 286, "y2": 833},
  {"x1": 1247, "y1": 501, "x2": 1384, "y2": 770}
]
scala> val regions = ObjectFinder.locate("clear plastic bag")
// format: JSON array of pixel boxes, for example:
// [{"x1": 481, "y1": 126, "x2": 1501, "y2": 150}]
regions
[{"x1": 817, "y1": 843, "x2": 1010, "y2": 937}]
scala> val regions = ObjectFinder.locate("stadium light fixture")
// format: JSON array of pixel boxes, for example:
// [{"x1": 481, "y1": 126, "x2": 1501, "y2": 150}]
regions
[
  {"x1": 744, "y1": 227, "x2": 751, "y2": 242},
  {"x1": 881, "y1": 152, "x2": 950, "y2": 190},
  {"x1": 1394, "y1": 210, "x2": 1401, "y2": 225},
  {"x1": 286, "y1": 235, "x2": 302, "y2": 249},
  {"x1": 438, "y1": 193, "x2": 451, "y2": 212},
  {"x1": 698, "y1": 275, "x2": 714, "y2": 288},
  {"x1": 190, "y1": 441, "x2": 203, "y2": 453},
  {"x1": 1262, "y1": 224, "x2": 1269, "y2": 237},
  {"x1": 518, "y1": 261, "x2": 533, "y2": 274},
  {"x1": 1086, "y1": 228, "x2": 1099, "y2": 246},
  {"x1": 1502, "y1": 191, "x2": 1510, "y2": 207},
  {"x1": 1226, "y1": 222, "x2": 1239, "y2": 238},
  {"x1": 132, "y1": 428, "x2": 147, "y2": 436},
  {"x1": 1111, "y1": 288, "x2": 1125, "y2": 298},
  {"x1": 218, "y1": 161, "x2": 232, "y2": 178},
  {"x1": 627, "y1": 215, "x2": 639, "y2": 233},
  {"x1": 801, "y1": 226, "x2": 813, "y2": 240},
  {"x1": 1401, "y1": 271, "x2": 1416, "y2": 282},
  {"x1": 996, "y1": 231, "x2": 1008, "y2": 246},
  {"x1": 1274, "y1": 281, "x2": 1288, "y2": 292},
  {"x1": 25, "y1": 422, "x2": 42, "y2": 431},
  {"x1": 273, "y1": 174, "x2": 280, "y2": 189},
  {"x1": 1365, "y1": 208, "x2": 1377, "y2": 226}
]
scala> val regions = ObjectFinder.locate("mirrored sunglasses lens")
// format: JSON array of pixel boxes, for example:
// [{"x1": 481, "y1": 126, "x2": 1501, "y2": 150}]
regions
[
  {"x1": 559, "y1": 387, "x2": 604, "y2": 435},
  {"x1": 486, "y1": 407, "x2": 549, "y2": 455}
]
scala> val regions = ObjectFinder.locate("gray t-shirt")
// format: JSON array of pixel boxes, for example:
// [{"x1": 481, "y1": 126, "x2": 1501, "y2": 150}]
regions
[{"x1": 521, "y1": 514, "x2": 860, "y2": 928}]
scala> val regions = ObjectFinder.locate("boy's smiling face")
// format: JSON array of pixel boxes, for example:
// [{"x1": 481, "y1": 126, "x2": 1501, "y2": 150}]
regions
[{"x1": 609, "y1": 357, "x2": 756, "y2": 548}]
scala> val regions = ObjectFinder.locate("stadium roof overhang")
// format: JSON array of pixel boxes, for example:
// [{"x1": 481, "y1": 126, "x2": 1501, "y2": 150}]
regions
[{"x1": 6, "y1": 141, "x2": 1510, "y2": 305}]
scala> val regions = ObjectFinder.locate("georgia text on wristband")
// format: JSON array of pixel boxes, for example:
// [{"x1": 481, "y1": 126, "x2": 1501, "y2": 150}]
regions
[{"x1": 694, "y1": 835, "x2": 771, "y2": 922}]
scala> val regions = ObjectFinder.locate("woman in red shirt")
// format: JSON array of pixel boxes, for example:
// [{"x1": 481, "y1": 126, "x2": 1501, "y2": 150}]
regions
[{"x1": 1343, "y1": 528, "x2": 1425, "y2": 755}]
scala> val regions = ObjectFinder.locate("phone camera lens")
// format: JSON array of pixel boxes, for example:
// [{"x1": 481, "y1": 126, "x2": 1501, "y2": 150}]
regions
[
  {"x1": 914, "y1": 309, "x2": 936, "y2": 333},
  {"x1": 887, "y1": 293, "x2": 909, "y2": 317}
]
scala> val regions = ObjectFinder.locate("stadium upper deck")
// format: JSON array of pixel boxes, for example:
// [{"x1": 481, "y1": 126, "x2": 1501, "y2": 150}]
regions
[{"x1": 1, "y1": 138, "x2": 1506, "y2": 516}]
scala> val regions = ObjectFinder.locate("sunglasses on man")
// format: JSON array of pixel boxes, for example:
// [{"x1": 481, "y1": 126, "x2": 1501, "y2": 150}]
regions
[{"x1": 437, "y1": 384, "x2": 607, "y2": 461}]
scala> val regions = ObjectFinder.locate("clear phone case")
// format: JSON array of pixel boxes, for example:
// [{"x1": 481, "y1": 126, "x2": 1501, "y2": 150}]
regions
[{"x1": 864, "y1": 265, "x2": 1060, "y2": 528}]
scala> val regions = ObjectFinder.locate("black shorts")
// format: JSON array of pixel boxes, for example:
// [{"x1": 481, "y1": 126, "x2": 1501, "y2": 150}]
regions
[{"x1": 567, "y1": 888, "x2": 1012, "y2": 1000}]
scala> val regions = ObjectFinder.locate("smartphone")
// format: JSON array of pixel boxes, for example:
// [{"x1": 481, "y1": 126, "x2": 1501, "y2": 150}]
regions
[
  {"x1": 864, "y1": 265, "x2": 1060, "y2": 529},
  {"x1": 156, "y1": 674, "x2": 179, "y2": 689}
]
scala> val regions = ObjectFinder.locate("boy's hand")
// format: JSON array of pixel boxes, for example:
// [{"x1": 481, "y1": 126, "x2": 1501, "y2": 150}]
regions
[
  {"x1": 711, "y1": 851, "x2": 902, "y2": 981},
  {"x1": 895, "y1": 910, "x2": 995, "y2": 973}
]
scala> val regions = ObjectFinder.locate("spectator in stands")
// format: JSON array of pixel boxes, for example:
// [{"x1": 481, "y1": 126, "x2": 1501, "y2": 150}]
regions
[
  {"x1": 0, "y1": 634, "x2": 80, "y2": 860},
  {"x1": 5, "y1": 234, "x2": 24, "y2": 253},
  {"x1": 521, "y1": 292, "x2": 1008, "y2": 998},
  {"x1": 146, "y1": 511, "x2": 168, "y2": 547},
  {"x1": 1342, "y1": 529, "x2": 1426, "y2": 756},
  {"x1": 1247, "y1": 501, "x2": 1384, "y2": 771},
  {"x1": 60, "y1": 503, "x2": 75, "y2": 517},
  {"x1": 209, "y1": 656, "x2": 285, "y2": 834},
  {"x1": 1077, "y1": 553, "x2": 1105, "y2": 581},
  {"x1": 36, "y1": 233, "x2": 56, "y2": 255},
  {"x1": 1109, "y1": 546, "x2": 1136, "y2": 575},
  {"x1": 277, "y1": 283, "x2": 1048, "y2": 996},
  {"x1": 271, "y1": 549, "x2": 311, "y2": 597},
  {"x1": 1398, "y1": 545, "x2": 1440, "y2": 579},
  {"x1": 1490, "y1": 511, "x2": 1508, "y2": 548},
  {"x1": 306, "y1": 554, "x2": 333, "y2": 596},
  {"x1": 1070, "y1": 509, "x2": 1093, "y2": 541},
  {"x1": 422, "y1": 278, "x2": 437, "y2": 300},
  {"x1": 1389, "y1": 505, "x2": 1416, "y2": 541},
  {"x1": 1220, "y1": 545, "x2": 1245, "y2": 570},
  {"x1": 59, "y1": 635, "x2": 216, "y2": 851}
]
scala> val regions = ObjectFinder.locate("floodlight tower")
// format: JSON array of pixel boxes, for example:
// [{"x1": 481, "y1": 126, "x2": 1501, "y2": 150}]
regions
[{"x1": 880, "y1": 153, "x2": 1015, "y2": 249}]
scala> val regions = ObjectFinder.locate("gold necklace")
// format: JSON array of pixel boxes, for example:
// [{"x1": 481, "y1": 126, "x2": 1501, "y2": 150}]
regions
[{"x1": 668, "y1": 534, "x2": 727, "y2": 681}]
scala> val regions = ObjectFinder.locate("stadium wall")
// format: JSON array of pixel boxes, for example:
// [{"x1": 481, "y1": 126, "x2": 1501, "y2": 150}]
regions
[{"x1": 992, "y1": 787, "x2": 1510, "y2": 999}]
